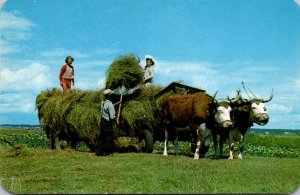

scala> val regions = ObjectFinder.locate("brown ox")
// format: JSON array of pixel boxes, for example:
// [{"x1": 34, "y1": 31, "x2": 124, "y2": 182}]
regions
[{"x1": 159, "y1": 92, "x2": 218, "y2": 156}]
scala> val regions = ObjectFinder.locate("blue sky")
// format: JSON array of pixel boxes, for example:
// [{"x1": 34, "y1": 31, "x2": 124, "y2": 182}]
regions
[{"x1": 0, "y1": 0, "x2": 300, "y2": 129}]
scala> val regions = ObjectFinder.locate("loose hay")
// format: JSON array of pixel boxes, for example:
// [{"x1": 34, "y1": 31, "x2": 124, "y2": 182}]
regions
[
  {"x1": 105, "y1": 54, "x2": 144, "y2": 89},
  {"x1": 6, "y1": 144, "x2": 32, "y2": 158}
]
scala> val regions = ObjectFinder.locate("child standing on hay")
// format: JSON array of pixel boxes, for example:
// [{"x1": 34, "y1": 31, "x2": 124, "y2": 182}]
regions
[
  {"x1": 97, "y1": 89, "x2": 116, "y2": 156},
  {"x1": 59, "y1": 56, "x2": 75, "y2": 91},
  {"x1": 143, "y1": 55, "x2": 155, "y2": 86}
]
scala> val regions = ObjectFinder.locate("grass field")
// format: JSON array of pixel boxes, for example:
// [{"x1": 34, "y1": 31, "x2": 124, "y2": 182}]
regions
[
  {"x1": 0, "y1": 149, "x2": 299, "y2": 194},
  {"x1": 0, "y1": 128, "x2": 299, "y2": 194}
]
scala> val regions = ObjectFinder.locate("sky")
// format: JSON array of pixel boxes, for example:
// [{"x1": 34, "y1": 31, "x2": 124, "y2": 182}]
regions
[{"x1": 0, "y1": 0, "x2": 300, "y2": 130}]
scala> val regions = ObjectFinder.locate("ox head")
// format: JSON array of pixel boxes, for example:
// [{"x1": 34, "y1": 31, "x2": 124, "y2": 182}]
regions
[
  {"x1": 248, "y1": 89, "x2": 273, "y2": 125},
  {"x1": 228, "y1": 89, "x2": 273, "y2": 126},
  {"x1": 215, "y1": 100, "x2": 234, "y2": 128},
  {"x1": 208, "y1": 91, "x2": 233, "y2": 128}
]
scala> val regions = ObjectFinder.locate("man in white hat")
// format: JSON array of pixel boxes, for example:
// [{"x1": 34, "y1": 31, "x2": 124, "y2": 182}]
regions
[
  {"x1": 143, "y1": 55, "x2": 155, "y2": 86},
  {"x1": 97, "y1": 88, "x2": 116, "y2": 156}
]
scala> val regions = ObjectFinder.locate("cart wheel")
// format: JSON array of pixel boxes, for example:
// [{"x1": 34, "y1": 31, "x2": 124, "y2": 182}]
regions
[{"x1": 139, "y1": 130, "x2": 153, "y2": 153}]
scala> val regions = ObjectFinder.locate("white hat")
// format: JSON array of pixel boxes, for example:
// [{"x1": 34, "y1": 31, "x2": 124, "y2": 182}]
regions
[
  {"x1": 144, "y1": 55, "x2": 155, "y2": 65},
  {"x1": 103, "y1": 89, "x2": 114, "y2": 95},
  {"x1": 144, "y1": 55, "x2": 154, "y2": 60}
]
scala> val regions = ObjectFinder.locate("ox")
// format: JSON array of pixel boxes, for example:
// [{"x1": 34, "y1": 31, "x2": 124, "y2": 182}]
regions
[
  {"x1": 159, "y1": 91, "x2": 233, "y2": 157},
  {"x1": 223, "y1": 90, "x2": 273, "y2": 159},
  {"x1": 193, "y1": 100, "x2": 234, "y2": 159},
  {"x1": 211, "y1": 99, "x2": 236, "y2": 158}
]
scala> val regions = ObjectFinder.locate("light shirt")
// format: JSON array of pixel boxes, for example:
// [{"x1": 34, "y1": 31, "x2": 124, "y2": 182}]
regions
[
  {"x1": 101, "y1": 99, "x2": 116, "y2": 121},
  {"x1": 62, "y1": 65, "x2": 74, "y2": 80},
  {"x1": 144, "y1": 66, "x2": 153, "y2": 83}
]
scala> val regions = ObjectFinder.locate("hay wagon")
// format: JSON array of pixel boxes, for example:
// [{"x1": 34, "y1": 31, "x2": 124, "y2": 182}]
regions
[
  {"x1": 35, "y1": 82, "x2": 205, "y2": 154},
  {"x1": 36, "y1": 54, "x2": 206, "y2": 154}
]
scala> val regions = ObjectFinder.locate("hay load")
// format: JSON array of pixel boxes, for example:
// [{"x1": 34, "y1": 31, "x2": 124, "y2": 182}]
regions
[
  {"x1": 36, "y1": 54, "x2": 165, "y2": 152},
  {"x1": 36, "y1": 86, "x2": 163, "y2": 151}
]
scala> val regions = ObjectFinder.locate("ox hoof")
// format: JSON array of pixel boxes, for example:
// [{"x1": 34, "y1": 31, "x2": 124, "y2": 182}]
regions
[
  {"x1": 228, "y1": 156, "x2": 233, "y2": 160},
  {"x1": 194, "y1": 155, "x2": 199, "y2": 160},
  {"x1": 238, "y1": 155, "x2": 243, "y2": 160}
]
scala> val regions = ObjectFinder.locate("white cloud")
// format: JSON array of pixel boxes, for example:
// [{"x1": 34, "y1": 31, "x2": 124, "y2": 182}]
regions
[
  {"x1": 0, "y1": 10, "x2": 34, "y2": 30},
  {"x1": 0, "y1": 10, "x2": 34, "y2": 56},
  {"x1": 0, "y1": 63, "x2": 53, "y2": 92},
  {"x1": 0, "y1": 40, "x2": 21, "y2": 55},
  {"x1": 155, "y1": 60, "x2": 217, "y2": 84},
  {"x1": 0, "y1": 93, "x2": 35, "y2": 113},
  {"x1": 0, "y1": 63, "x2": 54, "y2": 114},
  {"x1": 0, "y1": 10, "x2": 35, "y2": 41}
]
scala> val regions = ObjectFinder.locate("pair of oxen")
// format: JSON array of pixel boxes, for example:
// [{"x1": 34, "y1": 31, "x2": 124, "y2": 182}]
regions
[{"x1": 160, "y1": 89, "x2": 273, "y2": 159}]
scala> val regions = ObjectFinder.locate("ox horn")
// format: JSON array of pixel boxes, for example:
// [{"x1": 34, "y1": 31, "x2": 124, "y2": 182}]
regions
[
  {"x1": 227, "y1": 90, "x2": 242, "y2": 103},
  {"x1": 237, "y1": 90, "x2": 250, "y2": 103},
  {"x1": 212, "y1": 90, "x2": 218, "y2": 99},
  {"x1": 263, "y1": 89, "x2": 274, "y2": 103},
  {"x1": 227, "y1": 95, "x2": 237, "y2": 103},
  {"x1": 251, "y1": 89, "x2": 274, "y2": 103}
]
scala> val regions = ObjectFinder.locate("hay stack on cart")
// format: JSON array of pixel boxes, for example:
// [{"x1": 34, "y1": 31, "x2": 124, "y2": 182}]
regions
[{"x1": 36, "y1": 54, "x2": 163, "y2": 152}]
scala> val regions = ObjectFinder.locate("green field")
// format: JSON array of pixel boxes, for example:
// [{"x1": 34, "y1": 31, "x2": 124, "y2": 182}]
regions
[{"x1": 0, "y1": 128, "x2": 299, "y2": 194}]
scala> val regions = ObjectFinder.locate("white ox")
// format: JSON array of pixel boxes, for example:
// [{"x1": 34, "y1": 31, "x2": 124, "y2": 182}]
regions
[{"x1": 194, "y1": 102, "x2": 233, "y2": 159}]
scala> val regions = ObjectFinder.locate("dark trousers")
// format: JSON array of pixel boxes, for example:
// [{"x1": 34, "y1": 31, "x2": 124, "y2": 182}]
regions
[{"x1": 97, "y1": 119, "x2": 114, "y2": 156}]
